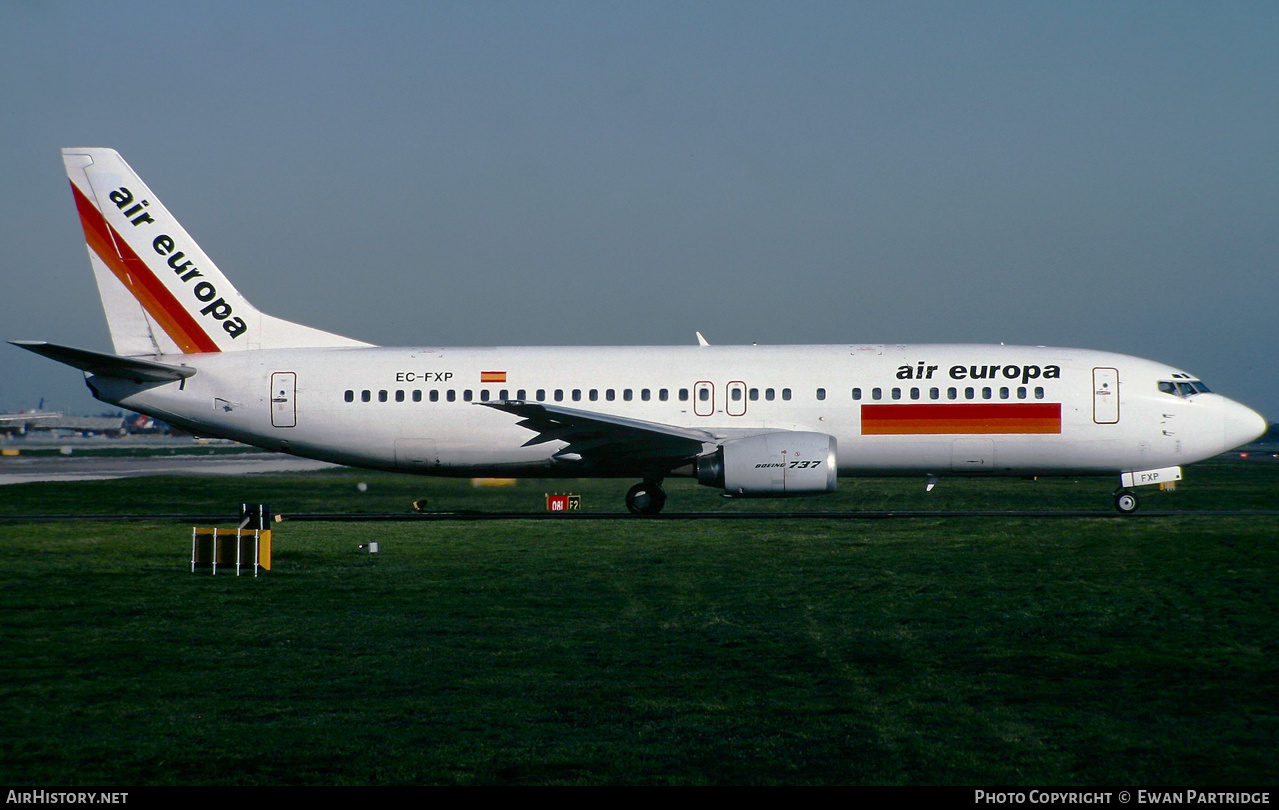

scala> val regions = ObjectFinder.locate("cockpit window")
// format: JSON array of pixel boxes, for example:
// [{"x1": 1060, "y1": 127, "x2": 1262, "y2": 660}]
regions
[{"x1": 1159, "y1": 380, "x2": 1211, "y2": 397}]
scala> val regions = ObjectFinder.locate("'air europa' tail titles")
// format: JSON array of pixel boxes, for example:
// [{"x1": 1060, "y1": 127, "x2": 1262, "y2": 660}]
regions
[
  {"x1": 68, "y1": 180, "x2": 223, "y2": 354},
  {"x1": 62, "y1": 148, "x2": 371, "y2": 355}
]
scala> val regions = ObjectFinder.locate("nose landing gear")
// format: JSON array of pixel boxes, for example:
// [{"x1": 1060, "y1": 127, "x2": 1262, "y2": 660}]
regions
[
  {"x1": 626, "y1": 480, "x2": 667, "y2": 515},
  {"x1": 1113, "y1": 489, "x2": 1139, "y2": 514}
]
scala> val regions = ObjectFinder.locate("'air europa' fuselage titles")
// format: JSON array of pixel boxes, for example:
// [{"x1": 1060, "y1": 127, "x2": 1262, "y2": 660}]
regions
[
  {"x1": 13, "y1": 147, "x2": 1268, "y2": 515},
  {"x1": 896, "y1": 362, "x2": 1062, "y2": 385}
]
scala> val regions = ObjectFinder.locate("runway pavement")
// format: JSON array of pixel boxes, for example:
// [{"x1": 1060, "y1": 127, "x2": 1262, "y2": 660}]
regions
[
  {"x1": 5, "y1": 508, "x2": 1279, "y2": 524},
  {"x1": 0, "y1": 450, "x2": 337, "y2": 485}
]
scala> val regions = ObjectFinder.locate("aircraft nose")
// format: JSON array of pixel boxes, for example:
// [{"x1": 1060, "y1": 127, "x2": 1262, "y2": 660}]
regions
[{"x1": 1223, "y1": 399, "x2": 1268, "y2": 450}]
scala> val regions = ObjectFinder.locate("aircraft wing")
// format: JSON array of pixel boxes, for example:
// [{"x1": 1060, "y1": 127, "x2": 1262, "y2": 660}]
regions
[
  {"x1": 479, "y1": 401, "x2": 715, "y2": 465},
  {"x1": 10, "y1": 341, "x2": 196, "y2": 383}
]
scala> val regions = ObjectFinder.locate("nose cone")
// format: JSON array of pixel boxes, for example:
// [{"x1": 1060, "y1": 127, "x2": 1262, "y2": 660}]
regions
[{"x1": 1223, "y1": 399, "x2": 1269, "y2": 451}]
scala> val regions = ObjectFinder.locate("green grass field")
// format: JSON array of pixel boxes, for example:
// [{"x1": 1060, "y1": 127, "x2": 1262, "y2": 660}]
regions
[{"x1": 1, "y1": 459, "x2": 1276, "y2": 785}]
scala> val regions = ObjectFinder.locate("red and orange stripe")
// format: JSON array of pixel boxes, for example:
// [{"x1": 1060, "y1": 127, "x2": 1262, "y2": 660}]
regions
[
  {"x1": 71, "y1": 181, "x2": 220, "y2": 354},
  {"x1": 861, "y1": 403, "x2": 1061, "y2": 435}
]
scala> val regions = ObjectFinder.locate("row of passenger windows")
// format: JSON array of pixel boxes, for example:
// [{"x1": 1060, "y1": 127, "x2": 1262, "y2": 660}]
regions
[
  {"x1": 851, "y1": 386, "x2": 1046, "y2": 401},
  {"x1": 342, "y1": 387, "x2": 793, "y2": 404},
  {"x1": 343, "y1": 385, "x2": 1046, "y2": 403}
]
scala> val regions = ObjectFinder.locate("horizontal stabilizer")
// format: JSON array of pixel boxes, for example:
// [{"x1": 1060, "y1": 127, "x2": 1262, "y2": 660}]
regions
[{"x1": 10, "y1": 341, "x2": 196, "y2": 382}]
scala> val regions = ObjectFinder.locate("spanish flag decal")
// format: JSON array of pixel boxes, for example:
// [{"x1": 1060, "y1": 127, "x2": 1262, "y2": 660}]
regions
[
  {"x1": 480, "y1": 371, "x2": 507, "y2": 383},
  {"x1": 861, "y1": 403, "x2": 1061, "y2": 435}
]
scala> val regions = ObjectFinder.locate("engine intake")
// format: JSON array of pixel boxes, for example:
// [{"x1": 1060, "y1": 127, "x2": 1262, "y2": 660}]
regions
[{"x1": 697, "y1": 431, "x2": 838, "y2": 496}]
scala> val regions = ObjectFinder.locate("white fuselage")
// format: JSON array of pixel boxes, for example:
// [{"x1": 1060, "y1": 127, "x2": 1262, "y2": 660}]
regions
[{"x1": 88, "y1": 342, "x2": 1265, "y2": 481}]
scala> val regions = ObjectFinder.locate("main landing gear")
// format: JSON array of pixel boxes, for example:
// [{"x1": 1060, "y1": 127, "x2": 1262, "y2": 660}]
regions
[
  {"x1": 626, "y1": 480, "x2": 667, "y2": 515},
  {"x1": 1113, "y1": 489, "x2": 1139, "y2": 514}
]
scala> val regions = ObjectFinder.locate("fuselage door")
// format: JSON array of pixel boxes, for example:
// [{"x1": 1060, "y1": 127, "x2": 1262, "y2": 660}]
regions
[
  {"x1": 726, "y1": 381, "x2": 747, "y2": 417},
  {"x1": 694, "y1": 381, "x2": 715, "y2": 417},
  {"x1": 1093, "y1": 367, "x2": 1120, "y2": 424},
  {"x1": 271, "y1": 372, "x2": 297, "y2": 428}
]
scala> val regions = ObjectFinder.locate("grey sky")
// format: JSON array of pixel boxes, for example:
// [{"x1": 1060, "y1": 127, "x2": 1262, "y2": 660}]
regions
[{"x1": 3, "y1": 2, "x2": 1276, "y2": 419}]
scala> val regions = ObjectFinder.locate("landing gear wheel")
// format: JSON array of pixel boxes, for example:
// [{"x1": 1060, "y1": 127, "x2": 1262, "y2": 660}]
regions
[
  {"x1": 1114, "y1": 490, "x2": 1139, "y2": 514},
  {"x1": 626, "y1": 481, "x2": 667, "y2": 515}
]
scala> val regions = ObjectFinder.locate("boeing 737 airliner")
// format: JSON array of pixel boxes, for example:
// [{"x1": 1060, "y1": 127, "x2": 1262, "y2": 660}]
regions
[{"x1": 12, "y1": 149, "x2": 1268, "y2": 513}]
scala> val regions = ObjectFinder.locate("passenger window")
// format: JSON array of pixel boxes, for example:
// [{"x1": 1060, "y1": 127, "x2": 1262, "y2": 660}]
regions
[
  {"x1": 378, "y1": 390, "x2": 388, "y2": 403},
  {"x1": 680, "y1": 389, "x2": 689, "y2": 402},
  {"x1": 999, "y1": 387, "x2": 1009, "y2": 400},
  {"x1": 698, "y1": 387, "x2": 709, "y2": 401},
  {"x1": 463, "y1": 390, "x2": 472, "y2": 402},
  {"x1": 982, "y1": 387, "x2": 992, "y2": 400},
  {"x1": 344, "y1": 390, "x2": 354, "y2": 403},
  {"x1": 732, "y1": 387, "x2": 743, "y2": 401},
  {"x1": 872, "y1": 388, "x2": 882, "y2": 401},
  {"x1": 782, "y1": 388, "x2": 792, "y2": 401},
  {"x1": 766, "y1": 388, "x2": 776, "y2": 401},
  {"x1": 535, "y1": 389, "x2": 545, "y2": 401},
  {"x1": 852, "y1": 388, "x2": 861, "y2": 401},
  {"x1": 447, "y1": 390, "x2": 456, "y2": 402},
  {"x1": 554, "y1": 390, "x2": 563, "y2": 402},
  {"x1": 749, "y1": 388, "x2": 759, "y2": 401},
  {"x1": 910, "y1": 387, "x2": 920, "y2": 400},
  {"x1": 1017, "y1": 387, "x2": 1027, "y2": 400},
  {"x1": 572, "y1": 390, "x2": 581, "y2": 402},
  {"x1": 430, "y1": 390, "x2": 439, "y2": 402},
  {"x1": 1034, "y1": 387, "x2": 1044, "y2": 399},
  {"x1": 947, "y1": 387, "x2": 957, "y2": 400},
  {"x1": 589, "y1": 389, "x2": 598, "y2": 402},
  {"x1": 891, "y1": 388, "x2": 901, "y2": 400},
  {"x1": 396, "y1": 390, "x2": 405, "y2": 402},
  {"x1": 480, "y1": 390, "x2": 490, "y2": 402},
  {"x1": 930, "y1": 388, "x2": 940, "y2": 400},
  {"x1": 640, "y1": 389, "x2": 650, "y2": 401},
  {"x1": 659, "y1": 389, "x2": 668, "y2": 401},
  {"x1": 623, "y1": 389, "x2": 632, "y2": 401},
  {"x1": 816, "y1": 388, "x2": 825, "y2": 401},
  {"x1": 362, "y1": 390, "x2": 371, "y2": 402}
]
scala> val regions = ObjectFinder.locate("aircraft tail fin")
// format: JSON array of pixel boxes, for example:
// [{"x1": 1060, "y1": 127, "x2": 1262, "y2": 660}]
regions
[{"x1": 61, "y1": 148, "x2": 372, "y2": 356}]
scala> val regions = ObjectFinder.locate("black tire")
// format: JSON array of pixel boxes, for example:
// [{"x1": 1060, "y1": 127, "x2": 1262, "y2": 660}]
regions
[
  {"x1": 1114, "y1": 490, "x2": 1139, "y2": 514},
  {"x1": 626, "y1": 482, "x2": 667, "y2": 515}
]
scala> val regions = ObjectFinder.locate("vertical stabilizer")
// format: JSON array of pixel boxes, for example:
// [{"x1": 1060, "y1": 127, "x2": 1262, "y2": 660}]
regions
[{"x1": 62, "y1": 148, "x2": 371, "y2": 355}]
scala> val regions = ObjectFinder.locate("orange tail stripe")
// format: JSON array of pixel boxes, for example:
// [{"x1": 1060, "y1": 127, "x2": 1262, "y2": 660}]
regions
[{"x1": 71, "y1": 181, "x2": 220, "y2": 353}]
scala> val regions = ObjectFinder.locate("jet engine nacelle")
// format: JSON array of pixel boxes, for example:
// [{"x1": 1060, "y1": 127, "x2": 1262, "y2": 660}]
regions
[{"x1": 696, "y1": 431, "x2": 838, "y2": 496}]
